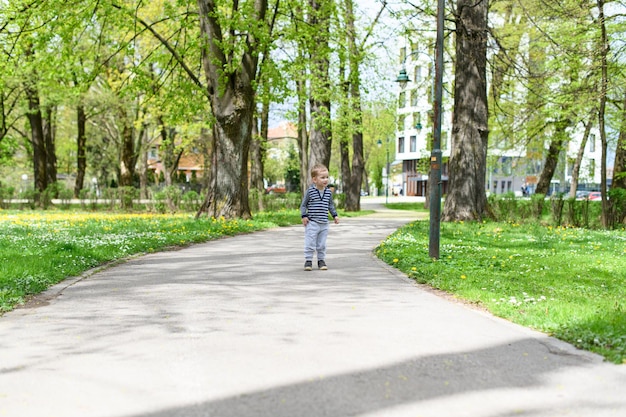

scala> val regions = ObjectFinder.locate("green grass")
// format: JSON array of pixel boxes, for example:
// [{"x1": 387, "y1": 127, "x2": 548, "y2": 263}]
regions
[
  {"x1": 376, "y1": 219, "x2": 626, "y2": 364},
  {"x1": 385, "y1": 202, "x2": 429, "y2": 212}
]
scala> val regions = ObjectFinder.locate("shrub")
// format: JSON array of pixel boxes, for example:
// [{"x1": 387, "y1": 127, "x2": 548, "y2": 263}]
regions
[
  {"x1": 181, "y1": 190, "x2": 202, "y2": 212},
  {"x1": 0, "y1": 185, "x2": 14, "y2": 209}
]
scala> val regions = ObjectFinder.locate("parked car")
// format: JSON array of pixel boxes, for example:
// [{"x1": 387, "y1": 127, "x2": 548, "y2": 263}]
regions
[
  {"x1": 575, "y1": 191, "x2": 590, "y2": 200},
  {"x1": 588, "y1": 191, "x2": 602, "y2": 201}
]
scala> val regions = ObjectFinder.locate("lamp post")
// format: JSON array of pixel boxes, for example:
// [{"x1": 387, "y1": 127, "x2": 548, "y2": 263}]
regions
[
  {"x1": 377, "y1": 139, "x2": 391, "y2": 204},
  {"x1": 394, "y1": 0, "x2": 444, "y2": 259},
  {"x1": 21, "y1": 174, "x2": 28, "y2": 194},
  {"x1": 91, "y1": 177, "x2": 99, "y2": 198}
]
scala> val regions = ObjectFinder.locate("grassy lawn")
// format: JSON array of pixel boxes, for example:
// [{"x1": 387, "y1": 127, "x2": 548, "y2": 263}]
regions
[{"x1": 376, "y1": 218, "x2": 626, "y2": 364}]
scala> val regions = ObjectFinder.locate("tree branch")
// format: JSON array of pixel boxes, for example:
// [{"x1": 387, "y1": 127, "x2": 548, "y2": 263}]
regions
[{"x1": 111, "y1": 2, "x2": 206, "y2": 94}]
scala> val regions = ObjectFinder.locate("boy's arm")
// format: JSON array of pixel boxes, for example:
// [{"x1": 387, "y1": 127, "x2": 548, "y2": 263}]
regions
[
  {"x1": 300, "y1": 191, "x2": 310, "y2": 224},
  {"x1": 327, "y1": 190, "x2": 339, "y2": 223}
]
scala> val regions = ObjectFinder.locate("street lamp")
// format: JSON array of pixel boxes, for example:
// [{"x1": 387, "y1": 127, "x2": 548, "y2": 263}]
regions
[
  {"x1": 393, "y1": 0, "x2": 445, "y2": 260},
  {"x1": 377, "y1": 138, "x2": 391, "y2": 205},
  {"x1": 429, "y1": 0, "x2": 444, "y2": 260},
  {"x1": 91, "y1": 177, "x2": 99, "y2": 198}
]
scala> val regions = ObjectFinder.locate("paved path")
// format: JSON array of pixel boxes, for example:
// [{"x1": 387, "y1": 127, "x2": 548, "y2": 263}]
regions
[{"x1": 1, "y1": 200, "x2": 625, "y2": 417}]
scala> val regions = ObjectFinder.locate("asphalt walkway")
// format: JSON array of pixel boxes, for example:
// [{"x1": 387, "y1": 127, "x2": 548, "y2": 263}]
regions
[{"x1": 1, "y1": 198, "x2": 625, "y2": 417}]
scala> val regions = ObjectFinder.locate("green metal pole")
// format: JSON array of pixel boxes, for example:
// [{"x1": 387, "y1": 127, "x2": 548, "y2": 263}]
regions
[{"x1": 429, "y1": 0, "x2": 444, "y2": 259}]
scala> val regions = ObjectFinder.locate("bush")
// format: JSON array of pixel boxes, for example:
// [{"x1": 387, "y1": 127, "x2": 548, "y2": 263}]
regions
[
  {"x1": 181, "y1": 190, "x2": 202, "y2": 212},
  {"x1": 164, "y1": 185, "x2": 182, "y2": 211},
  {"x1": 0, "y1": 185, "x2": 14, "y2": 209},
  {"x1": 58, "y1": 185, "x2": 74, "y2": 210},
  {"x1": 151, "y1": 190, "x2": 168, "y2": 214},
  {"x1": 118, "y1": 186, "x2": 138, "y2": 210},
  {"x1": 608, "y1": 188, "x2": 626, "y2": 227},
  {"x1": 487, "y1": 192, "x2": 518, "y2": 221},
  {"x1": 250, "y1": 192, "x2": 302, "y2": 213}
]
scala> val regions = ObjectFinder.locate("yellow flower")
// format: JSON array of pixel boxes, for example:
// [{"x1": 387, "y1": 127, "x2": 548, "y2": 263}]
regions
[
  {"x1": 460, "y1": 274, "x2": 467, "y2": 279},
  {"x1": 393, "y1": 258, "x2": 399, "y2": 263},
  {"x1": 411, "y1": 267, "x2": 417, "y2": 271}
]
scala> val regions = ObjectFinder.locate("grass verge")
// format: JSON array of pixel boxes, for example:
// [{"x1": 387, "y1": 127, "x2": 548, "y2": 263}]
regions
[{"x1": 375, "y1": 219, "x2": 626, "y2": 364}]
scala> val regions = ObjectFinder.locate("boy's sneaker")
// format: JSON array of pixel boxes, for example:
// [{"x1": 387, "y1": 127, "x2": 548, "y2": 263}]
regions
[
  {"x1": 318, "y1": 260, "x2": 328, "y2": 270},
  {"x1": 304, "y1": 260, "x2": 313, "y2": 271}
]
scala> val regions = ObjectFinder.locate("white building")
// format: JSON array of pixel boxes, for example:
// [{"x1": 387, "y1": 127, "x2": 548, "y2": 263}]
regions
[
  {"x1": 393, "y1": 39, "x2": 453, "y2": 196},
  {"x1": 393, "y1": 36, "x2": 607, "y2": 197}
]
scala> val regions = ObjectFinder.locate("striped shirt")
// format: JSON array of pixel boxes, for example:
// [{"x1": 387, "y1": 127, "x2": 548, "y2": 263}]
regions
[{"x1": 300, "y1": 185, "x2": 338, "y2": 224}]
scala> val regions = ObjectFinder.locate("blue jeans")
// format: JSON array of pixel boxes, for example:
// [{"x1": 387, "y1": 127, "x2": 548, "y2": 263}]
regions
[{"x1": 304, "y1": 221, "x2": 329, "y2": 261}]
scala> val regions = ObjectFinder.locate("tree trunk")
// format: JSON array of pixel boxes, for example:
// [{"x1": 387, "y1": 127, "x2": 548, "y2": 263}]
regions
[
  {"x1": 442, "y1": 0, "x2": 489, "y2": 221},
  {"x1": 568, "y1": 111, "x2": 594, "y2": 198},
  {"x1": 195, "y1": 0, "x2": 266, "y2": 219},
  {"x1": 25, "y1": 84, "x2": 47, "y2": 198},
  {"x1": 119, "y1": 109, "x2": 135, "y2": 187},
  {"x1": 43, "y1": 105, "x2": 57, "y2": 191},
  {"x1": 597, "y1": 0, "x2": 609, "y2": 227},
  {"x1": 139, "y1": 130, "x2": 149, "y2": 200},
  {"x1": 612, "y1": 92, "x2": 626, "y2": 191},
  {"x1": 74, "y1": 104, "x2": 87, "y2": 198},
  {"x1": 307, "y1": 0, "x2": 333, "y2": 169},
  {"x1": 342, "y1": 0, "x2": 364, "y2": 212},
  {"x1": 297, "y1": 78, "x2": 309, "y2": 194},
  {"x1": 250, "y1": 116, "x2": 265, "y2": 212},
  {"x1": 250, "y1": 102, "x2": 268, "y2": 195},
  {"x1": 157, "y1": 116, "x2": 180, "y2": 187},
  {"x1": 535, "y1": 119, "x2": 569, "y2": 196}
]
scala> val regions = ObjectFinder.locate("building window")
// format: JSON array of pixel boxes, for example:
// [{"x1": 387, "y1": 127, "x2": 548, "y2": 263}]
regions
[
  {"x1": 148, "y1": 147, "x2": 158, "y2": 159},
  {"x1": 502, "y1": 157, "x2": 512, "y2": 176},
  {"x1": 441, "y1": 131, "x2": 448, "y2": 150},
  {"x1": 589, "y1": 134, "x2": 596, "y2": 152},
  {"x1": 410, "y1": 135, "x2": 417, "y2": 152},
  {"x1": 398, "y1": 137, "x2": 405, "y2": 153},
  {"x1": 414, "y1": 65, "x2": 422, "y2": 82},
  {"x1": 589, "y1": 159, "x2": 595, "y2": 177},
  {"x1": 398, "y1": 91, "x2": 406, "y2": 108},
  {"x1": 399, "y1": 47, "x2": 406, "y2": 64},
  {"x1": 411, "y1": 89, "x2": 418, "y2": 107}
]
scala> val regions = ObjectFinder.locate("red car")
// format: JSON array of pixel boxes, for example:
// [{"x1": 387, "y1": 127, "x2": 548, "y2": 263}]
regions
[{"x1": 588, "y1": 192, "x2": 602, "y2": 201}]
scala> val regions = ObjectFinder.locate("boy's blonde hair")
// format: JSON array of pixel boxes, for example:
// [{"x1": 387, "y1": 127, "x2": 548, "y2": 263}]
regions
[{"x1": 310, "y1": 164, "x2": 328, "y2": 178}]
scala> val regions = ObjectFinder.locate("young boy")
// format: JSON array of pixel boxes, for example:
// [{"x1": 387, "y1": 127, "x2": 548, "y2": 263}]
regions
[{"x1": 300, "y1": 164, "x2": 340, "y2": 271}]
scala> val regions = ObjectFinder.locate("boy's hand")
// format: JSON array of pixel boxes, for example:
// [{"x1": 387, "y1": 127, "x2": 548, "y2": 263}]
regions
[
  {"x1": 334, "y1": 216, "x2": 339, "y2": 224},
  {"x1": 302, "y1": 217, "x2": 309, "y2": 226}
]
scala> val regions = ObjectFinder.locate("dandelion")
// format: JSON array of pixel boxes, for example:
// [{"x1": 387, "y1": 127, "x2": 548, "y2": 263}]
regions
[
  {"x1": 411, "y1": 267, "x2": 417, "y2": 271},
  {"x1": 393, "y1": 258, "x2": 399, "y2": 263},
  {"x1": 460, "y1": 274, "x2": 467, "y2": 279}
]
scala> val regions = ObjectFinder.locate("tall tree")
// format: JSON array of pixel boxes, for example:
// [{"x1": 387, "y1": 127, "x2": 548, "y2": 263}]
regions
[
  {"x1": 596, "y1": 0, "x2": 610, "y2": 227},
  {"x1": 443, "y1": 0, "x2": 489, "y2": 221},
  {"x1": 336, "y1": 0, "x2": 387, "y2": 211},
  {"x1": 612, "y1": 92, "x2": 626, "y2": 192},
  {"x1": 568, "y1": 110, "x2": 595, "y2": 198},
  {"x1": 307, "y1": 0, "x2": 334, "y2": 169},
  {"x1": 195, "y1": 0, "x2": 272, "y2": 219}
]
